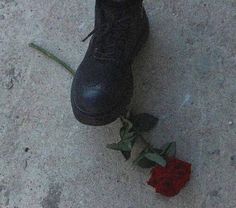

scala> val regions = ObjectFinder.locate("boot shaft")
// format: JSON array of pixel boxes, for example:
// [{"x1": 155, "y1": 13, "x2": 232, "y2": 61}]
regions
[
  {"x1": 97, "y1": 0, "x2": 143, "y2": 7},
  {"x1": 95, "y1": 0, "x2": 144, "y2": 28}
]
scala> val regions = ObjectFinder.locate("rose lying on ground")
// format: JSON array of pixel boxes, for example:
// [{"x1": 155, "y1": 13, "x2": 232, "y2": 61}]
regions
[
  {"x1": 29, "y1": 44, "x2": 192, "y2": 199},
  {"x1": 147, "y1": 158, "x2": 191, "y2": 197}
]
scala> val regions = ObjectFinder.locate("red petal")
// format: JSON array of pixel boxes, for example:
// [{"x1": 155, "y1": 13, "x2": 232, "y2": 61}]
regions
[
  {"x1": 155, "y1": 178, "x2": 179, "y2": 197},
  {"x1": 147, "y1": 158, "x2": 192, "y2": 197}
]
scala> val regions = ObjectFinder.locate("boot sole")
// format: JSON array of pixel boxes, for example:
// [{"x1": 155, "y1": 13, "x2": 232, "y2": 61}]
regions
[{"x1": 72, "y1": 15, "x2": 150, "y2": 126}]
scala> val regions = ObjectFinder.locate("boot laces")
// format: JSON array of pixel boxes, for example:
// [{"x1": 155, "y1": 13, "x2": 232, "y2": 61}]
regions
[{"x1": 82, "y1": 9, "x2": 131, "y2": 61}]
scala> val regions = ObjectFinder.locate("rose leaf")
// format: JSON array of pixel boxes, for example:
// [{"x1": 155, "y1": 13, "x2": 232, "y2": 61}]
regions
[
  {"x1": 106, "y1": 141, "x2": 132, "y2": 152},
  {"x1": 130, "y1": 113, "x2": 159, "y2": 132},
  {"x1": 145, "y1": 153, "x2": 167, "y2": 167}
]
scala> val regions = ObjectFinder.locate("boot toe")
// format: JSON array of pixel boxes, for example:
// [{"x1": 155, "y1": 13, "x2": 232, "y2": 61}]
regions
[
  {"x1": 70, "y1": 58, "x2": 133, "y2": 125},
  {"x1": 72, "y1": 84, "x2": 115, "y2": 115}
]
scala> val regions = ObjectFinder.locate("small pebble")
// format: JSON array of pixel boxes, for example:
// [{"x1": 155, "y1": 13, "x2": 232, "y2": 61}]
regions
[
  {"x1": 24, "y1": 147, "x2": 30, "y2": 152},
  {"x1": 228, "y1": 121, "x2": 233, "y2": 125}
]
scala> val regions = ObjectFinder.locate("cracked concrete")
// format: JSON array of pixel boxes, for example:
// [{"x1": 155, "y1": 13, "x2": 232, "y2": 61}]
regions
[{"x1": 0, "y1": 0, "x2": 236, "y2": 207}]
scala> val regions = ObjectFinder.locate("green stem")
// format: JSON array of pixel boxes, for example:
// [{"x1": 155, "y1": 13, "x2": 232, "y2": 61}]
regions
[
  {"x1": 29, "y1": 43, "x2": 76, "y2": 76},
  {"x1": 139, "y1": 134, "x2": 151, "y2": 149}
]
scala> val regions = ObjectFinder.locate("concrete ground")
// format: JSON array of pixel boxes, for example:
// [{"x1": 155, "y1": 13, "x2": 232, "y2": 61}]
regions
[{"x1": 0, "y1": 0, "x2": 236, "y2": 207}]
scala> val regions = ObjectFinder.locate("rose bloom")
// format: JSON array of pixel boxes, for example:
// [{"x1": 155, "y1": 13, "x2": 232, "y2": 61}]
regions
[{"x1": 147, "y1": 158, "x2": 191, "y2": 197}]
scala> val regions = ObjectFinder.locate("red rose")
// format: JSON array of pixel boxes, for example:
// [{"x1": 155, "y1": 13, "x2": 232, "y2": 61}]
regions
[{"x1": 147, "y1": 158, "x2": 191, "y2": 197}]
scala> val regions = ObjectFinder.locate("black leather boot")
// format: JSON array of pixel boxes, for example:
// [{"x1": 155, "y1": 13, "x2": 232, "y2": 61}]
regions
[{"x1": 71, "y1": 0, "x2": 149, "y2": 126}]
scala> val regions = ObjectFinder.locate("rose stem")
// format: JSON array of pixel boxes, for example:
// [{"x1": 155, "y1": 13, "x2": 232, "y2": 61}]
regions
[
  {"x1": 29, "y1": 43, "x2": 76, "y2": 76},
  {"x1": 139, "y1": 134, "x2": 152, "y2": 149}
]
